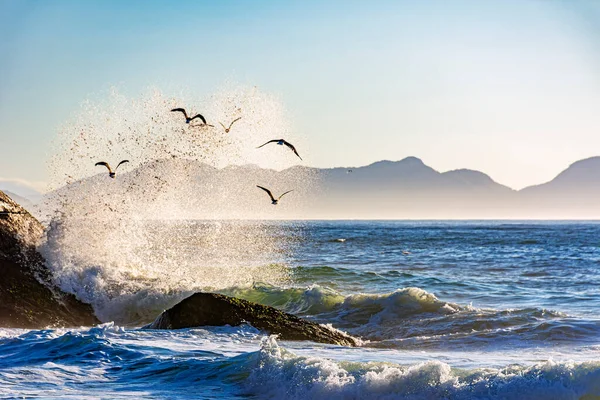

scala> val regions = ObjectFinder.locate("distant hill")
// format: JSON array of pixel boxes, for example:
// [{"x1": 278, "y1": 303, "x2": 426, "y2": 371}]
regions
[
  {"x1": 36, "y1": 156, "x2": 600, "y2": 219},
  {"x1": 320, "y1": 157, "x2": 513, "y2": 193},
  {"x1": 521, "y1": 157, "x2": 600, "y2": 194},
  {"x1": 441, "y1": 169, "x2": 513, "y2": 192},
  {"x1": 517, "y1": 157, "x2": 600, "y2": 218},
  {"x1": 315, "y1": 157, "x2": 517, "y2": 218}
]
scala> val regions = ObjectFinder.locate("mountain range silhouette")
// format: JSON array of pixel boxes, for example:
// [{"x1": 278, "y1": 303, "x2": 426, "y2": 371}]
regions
[{"x1": 5, "y1": 156, "x2": 600, "y2": 219}]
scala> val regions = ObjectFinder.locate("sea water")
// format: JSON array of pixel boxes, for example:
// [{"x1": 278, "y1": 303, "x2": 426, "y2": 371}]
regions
[{"x1": 1, "y1": 220, "x2": 600, "y2": 399}]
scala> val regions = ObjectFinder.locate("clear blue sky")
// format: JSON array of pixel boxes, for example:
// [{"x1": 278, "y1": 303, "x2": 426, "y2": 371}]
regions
[{"x1": 1, "y1": 0, "x2": 599, "y2": 192}]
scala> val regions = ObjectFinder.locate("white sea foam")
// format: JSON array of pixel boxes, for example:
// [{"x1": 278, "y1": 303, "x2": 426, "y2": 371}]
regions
[
  {"x1": 0, "y1": 329, "x2": 28, "y2": 339},
  {"x1": 244, "y1": 337, "x2": 600, "y2": 400}
]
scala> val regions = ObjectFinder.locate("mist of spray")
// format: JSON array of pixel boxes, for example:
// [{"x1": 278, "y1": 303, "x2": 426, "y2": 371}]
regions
[{"x1": 40, "y1": 85, "x2": 317, "y2": 324}]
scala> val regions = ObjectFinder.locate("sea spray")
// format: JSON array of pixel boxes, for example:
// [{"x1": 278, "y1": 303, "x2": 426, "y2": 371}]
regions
[{"x1": 40, "y1": 85, "x2": 317, "y2": 324}]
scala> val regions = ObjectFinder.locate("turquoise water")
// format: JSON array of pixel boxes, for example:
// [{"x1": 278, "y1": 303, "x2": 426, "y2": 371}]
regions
[{"x1": 2, "y1": 221, "x2": 600, "y2": 399}]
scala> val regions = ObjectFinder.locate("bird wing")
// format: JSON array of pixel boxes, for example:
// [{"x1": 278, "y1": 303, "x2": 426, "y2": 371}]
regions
[
  {"x1": 256, "y1": 139, "x2": 279, "y2": 149},
  {"x1": 283, "y1": 140, "x2": 302, "y2": 160},
  {"x1": 278, "y1": 190, "x2": 294, "y2": 200},
  {"x1": 257, "y1": 185, "x2": 276, "y2": 202},
  {"x1": 95, "y1": 161, "x2": 112, "y2": 173},
  {"x1": 190, "y1": 114, "x2": 207, "y2": 124},
  {"x1": 115, "y1": 160, "x2": 130, "y2": 171},
  {"x1": 228, "y1": 117, "x2": 242, "y2": 129},
  {"x1": 171, "y1": 108, "x2": 188, "y2": 119},
  {"x1": 219, "y1": 122, "x2": 227, "y2": 130}
]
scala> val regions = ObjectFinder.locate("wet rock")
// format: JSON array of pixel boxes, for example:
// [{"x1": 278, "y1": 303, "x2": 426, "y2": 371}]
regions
[
  {"x1": 145, "y1": 292, "x2": 360, "y2": 346},
  {"x1": 0, "y1": 190, "x2": 99, "y2": 328}
]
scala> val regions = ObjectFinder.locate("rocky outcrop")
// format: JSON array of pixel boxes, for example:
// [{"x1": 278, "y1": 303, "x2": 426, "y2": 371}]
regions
[
  {"x1": 145, "y1": 292, "x2": 360, "y2": 346},
  {"x1": 0, "y1": 190, "x2": 99, "y2": 328}
]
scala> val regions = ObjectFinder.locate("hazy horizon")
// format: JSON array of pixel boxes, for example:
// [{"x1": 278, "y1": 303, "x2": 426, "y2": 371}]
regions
[
  {"x1": 1, "y1": 153, "x2": 598, "y2": 196},
  {"x1": 8, "y1": 154, "x2": 600, "y2": 220}
]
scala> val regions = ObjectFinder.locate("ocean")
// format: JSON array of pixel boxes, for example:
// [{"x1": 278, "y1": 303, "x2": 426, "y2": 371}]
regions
[{"x1": 1, "y1": 221, "x2": 600, "y2": 399}]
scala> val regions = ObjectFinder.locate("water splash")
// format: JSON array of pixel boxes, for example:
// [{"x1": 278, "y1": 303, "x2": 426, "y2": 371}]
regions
[{"x1": 40, "y1": 85, "x2": 317, "y2": 324}]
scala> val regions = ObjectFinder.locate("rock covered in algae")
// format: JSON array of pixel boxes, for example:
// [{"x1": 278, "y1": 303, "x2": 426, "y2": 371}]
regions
[
  {"x1": 145, "y1": 292, "x2": 360, "y2": 346},
  {"x1": 0, "y1": 190, "x2": 99, "y2": 328}
]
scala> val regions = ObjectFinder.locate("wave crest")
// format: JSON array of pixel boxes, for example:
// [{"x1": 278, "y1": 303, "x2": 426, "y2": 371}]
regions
[
  {"x1": 221, "y1": 285, "x2": 599, "y2": 348},
  {"x1": 244, "y1": 337, "x2": 600, "y2": 400}
]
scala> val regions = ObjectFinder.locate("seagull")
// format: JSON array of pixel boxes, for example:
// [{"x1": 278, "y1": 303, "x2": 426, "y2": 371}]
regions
[
  {"x1": 95, "y1": 160, "x2": 129, "y2": 178},
  {"x1": 256, "y1": 185, "x2": 293, "y2": 205},
  {"x1": 219, "y1": 117, "x2": 242, "y2": 133},
  {"x1": 257, "y1": 139, "x2": 302, "y2": 160},
  {"x1": 171, "y1": 108, "x2": 211, "y2": 125}
]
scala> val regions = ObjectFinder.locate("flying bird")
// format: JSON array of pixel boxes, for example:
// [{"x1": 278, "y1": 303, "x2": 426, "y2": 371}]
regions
[
  {"x1": 95, "y1": 160, "x2": 129, "y2": 178},
  {"x1": 256, "y1": 185, "x2": 293, "y2": 205},
  {"x1": 219, "y1": 117, "x2": 242, "y2": 133},
  {"x1": 256, "y1": 139, "x2": 302, "y2": 160},
  {"x1": 171, "y1": 108, "x2": 211, "y2": 125}
]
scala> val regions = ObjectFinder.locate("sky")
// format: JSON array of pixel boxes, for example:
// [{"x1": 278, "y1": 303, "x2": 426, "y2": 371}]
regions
[{"x1": 1, "y1": 0, "x2": 599, "y2": 193}]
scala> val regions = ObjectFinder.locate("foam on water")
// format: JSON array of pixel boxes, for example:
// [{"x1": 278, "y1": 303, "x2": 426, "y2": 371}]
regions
[
  {"x1": 244, "y1": 336, "x2": 600, "y2": 400},
  {"x1": 1, "y1": 322, "x2": 599, "y2": 399},
  {"x1": 0, "y1": 324, "x2": 255, "y2": 399},
  {"x1": 39, "y1": 85, "x2": 316, "y2": 324}
]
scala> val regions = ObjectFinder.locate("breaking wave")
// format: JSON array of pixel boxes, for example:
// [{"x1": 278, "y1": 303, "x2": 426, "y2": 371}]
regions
[
  {"x1": 3, "y1": 326, "x2": 599, "y2": 400},
  {"x1": 244, "y1": 336, "x2": 600, "y2": 400},
  {"x1": 222, "y1": 284, "x2": 600, "y2": 350}
]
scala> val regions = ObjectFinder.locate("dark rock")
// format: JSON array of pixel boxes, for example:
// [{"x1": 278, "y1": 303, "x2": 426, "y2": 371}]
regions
[
  {"x1": 0, "y1": 190, "x2": 99, "y2": 328},
  {"x1": 145, "y1": 292, "x2": 360, "y2": 346}
]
